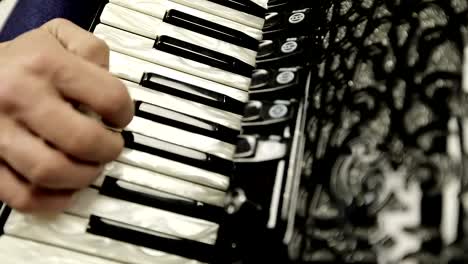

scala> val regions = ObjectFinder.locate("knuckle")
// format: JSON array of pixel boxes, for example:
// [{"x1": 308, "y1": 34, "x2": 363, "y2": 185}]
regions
[
  {"x1": 0, "y1": 78, "x2": 23, "y2": 114},
  {"x1": 28, "y1": 153, "x2": 64, "y2": 185},
  {"x1": 25, "y1": 50, "x2": 58, "y2": 74}
]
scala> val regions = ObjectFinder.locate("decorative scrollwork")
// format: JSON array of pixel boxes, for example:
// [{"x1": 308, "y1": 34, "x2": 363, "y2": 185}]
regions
[{"x1": 301, "y1": 0, "x2": 468, "y2": 262}]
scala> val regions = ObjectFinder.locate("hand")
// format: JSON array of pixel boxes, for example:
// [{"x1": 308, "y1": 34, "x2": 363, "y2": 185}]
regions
[{"x1": 0, "y1": 19, "x2": 134, "y2": 212}]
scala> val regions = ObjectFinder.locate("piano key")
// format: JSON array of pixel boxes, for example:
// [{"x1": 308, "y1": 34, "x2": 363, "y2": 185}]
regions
[
  {"x1": 118, "y1": 148, "x2": 230, "y2": 190},
  {"x1": 67, "y1": 188, "x2": 219, "y2": 245},
  {"x1": 0, "y1": 235, "x2": 121, "y2": 264},
  {"x1": 95, "y1": 161, "x2": 226, "y2": 207},
  {"x1": 94, "y1": 24, "x2": 252, "y2": 89},
  {"x1": 100, "y1": 4, "x2": 259, "y2": 63},
  {"x1": 109, "y1": 0, "x2": 263, "y2": 40},
  {"x1": 95, "y1": 176, "x2": 225, "y2": 223},
  {"x1": 266, "y1": 0, "x2": 293, "y2": 12},
  {"x1": 110, "y1": 51, "x2": 248, "y2": 113},
  {"x1": 87, "y1": 216, "x2": 216, "y2": 263},
  {"x1": 123, "y1": 79, "x2": 242, "y2": 134},
  {"x1": 171, "y1": 0, "x2": 265, "y2": 28},
  {"x1": 3, "y1": 211, "x2": 206, "y2": 264},
  {"x1": 126, "y1": 116, "x2": 236, "y2": 160},
  {"x1": 137, "y1": 102, "x2": 216, "y2": 132},
  {"x1": 100, "y1": 3, "x2": 258, "y2": 54},
  {"x1": 195, "y1": 0, "x2": 267, "y2": 18},
  {"x1": 154, "y1": 35, "x2": 254, "y2": 77},
  {"x1": 140, "y1": 72, "x2": 247, "y2": 114},
  {"x1": 134, "y1": 100, "x2": 239, "y2": 143},
  {"x1": 123, "y1": 131, "x2": 234, "y2": 176},
  {"x1": 163, "y1": 9, "x2": 258, "y2": 52}
]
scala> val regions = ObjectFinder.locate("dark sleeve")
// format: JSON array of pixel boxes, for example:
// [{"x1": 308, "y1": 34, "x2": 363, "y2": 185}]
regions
[{"x1": 0, "y1": 0, "x2": 101, "y2": 41}]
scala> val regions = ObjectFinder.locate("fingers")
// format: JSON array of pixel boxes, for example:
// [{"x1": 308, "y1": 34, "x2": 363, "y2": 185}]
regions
[
  {"x1": 17, "y1": 87, "x2": 125, "y2": 163},
  {"x1": 0, "y1": 19, "x2": 135, "y2": 214},
  {"x1": 41, "y1": 18, "x2": 110, "y2": 69},
  {"x1": 0, "y1": 69, "x2": 125, "y2": 164},
  {"x1": 0, "y1": 163, "x2": 74, "y2": 213},
  {"x1": 0, "y1": 114, "x2": 104, "y2": 189},
  {"x1": 8, "y1": 18, "x2": 134, "y2": 129},
  {"x1": 52, "y1": 54, "x2": 134, "y2": 128}
]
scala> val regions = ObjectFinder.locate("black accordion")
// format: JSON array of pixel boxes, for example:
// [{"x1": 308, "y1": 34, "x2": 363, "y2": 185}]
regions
[{"x1": 2, "y1": 0, "x2": 468, "y2": 263}]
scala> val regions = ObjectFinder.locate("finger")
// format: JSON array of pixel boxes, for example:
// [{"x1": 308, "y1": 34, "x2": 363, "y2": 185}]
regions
[
  {"x1": 0, "y1": 41, "x2": 9, "y2": 49},
  {"x1": 53, "y1": 53, "x2": 134, "y2": 128},
  {"x1": 0, "y1": 163, "x2": 74, "y2": 213},
  {"x1": 0, "y1": 114, "x2": 105, "y2": 188},
  {"x1": 41, "y1": 18, "x2": 109, "y2": 69},
  {"x1": 16, "y1": 90, "x2": 125, "y2": 163}
]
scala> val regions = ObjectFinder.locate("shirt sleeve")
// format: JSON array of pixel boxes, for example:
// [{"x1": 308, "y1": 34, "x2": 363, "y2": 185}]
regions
[{"x1": 0, "y1": 0, "x2": 101, "y2": 42}]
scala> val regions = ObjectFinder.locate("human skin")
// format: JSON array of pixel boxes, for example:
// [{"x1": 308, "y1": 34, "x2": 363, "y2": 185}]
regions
[{"x1": 0, "y1": 18, "x2": 134, "y2": 213}]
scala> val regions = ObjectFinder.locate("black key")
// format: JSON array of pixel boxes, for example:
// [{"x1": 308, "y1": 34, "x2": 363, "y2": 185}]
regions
[
  {"x1": 99, "y1": 177, "x2": 225, "y2": 223},
  {"x1": 134, "y1": 100, "x2": 239, "y2": 144},
  {"x1": 207, "y1": 0, "x2": 266, "y2": 18},
  {"x1": 123, "y1": 131, "x2": 234, "y2": 177},
  {"x1": 267, "y1": 0, "x2": 293, "y2": 11},
  {"x1": 153, "y1": 35, "x2": 255, "y2": 77},
  {"x1": 87, "y1": 215, "x2": 216, "y2": 263},
  {"x1": 140, "y1": 72, "x2": 246, "y2": 115},
  {"x1": 163, "y1": 9, "x2": 258, "y2": 51},
  {"x1": 0, "y1": 205, "x2": 11, "y2": 236}
]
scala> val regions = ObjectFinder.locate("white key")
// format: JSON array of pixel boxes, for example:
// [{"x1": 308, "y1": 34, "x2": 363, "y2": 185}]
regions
[
  {"x1": 129, "y1": 131, "x2": 211, "y2": 160},
  {"x1": 67, "y1": 188, "x2": 218, "y2": 244},
  {"x1": 139, "y1": 103, "x2": 223, "y2": 132},
  {"x1": 170, "y1": 0, "x2": 265, "y2": 29},
  {"x1": 123, "y1": 80, "x2": 242, "y2": 131},
  {"x1": 126, "y1": 116, "x2": 236, "y2": 160},
  {"x1": 118, "y1": 148, "x2": 230, "y2": 190},
  {"x1": 100, "y1": 3, "x2": 257, "y2": 66},
  {"x1": 94, "y1": 24, "x2": 251, "y2": 90},
  {"x1": 4, "y1": 211, "x2": 205, "y2": 264},
  {"x1": 95, "y1": 161, "x2": 226, "y2": 207},
  {"x1": 0, "y1": 235, "x2": 121, "y2": 264},
  {"x1": 109, "y1": 0, "x2": 263, "y2": 39},
  {"x1": 110, "y1": 51, "x2": 249, "y2": 102}
]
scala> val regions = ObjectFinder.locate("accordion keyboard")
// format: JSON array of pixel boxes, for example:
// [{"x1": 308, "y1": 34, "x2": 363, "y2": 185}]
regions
[
  {"x1": 0, "y1": 0, "x2": 313, "y2": 263},
  {"x1": 3, "y1": 0, "x2": 468, "y2": 263}
]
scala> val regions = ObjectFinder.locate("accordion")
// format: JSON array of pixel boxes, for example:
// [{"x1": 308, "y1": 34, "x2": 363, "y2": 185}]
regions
[{"x1": 1, "y1": 0, "x2": 468, "y2": 263}]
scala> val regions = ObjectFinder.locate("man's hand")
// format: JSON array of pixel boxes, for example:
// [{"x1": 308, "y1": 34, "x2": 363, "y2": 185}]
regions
[{"x1": 0, "y1": 19, "x2": 134, "y2": 212}]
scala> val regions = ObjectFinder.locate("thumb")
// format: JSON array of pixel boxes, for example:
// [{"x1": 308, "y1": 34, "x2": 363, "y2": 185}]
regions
[{"x1": 40, "y1": 18, "x2": 109, "y2": 69}]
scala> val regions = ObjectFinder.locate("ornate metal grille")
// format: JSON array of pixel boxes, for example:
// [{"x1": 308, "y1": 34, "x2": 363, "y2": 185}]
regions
[{"x1": 298, "y1": 0, "x2": 468, "y2": 263}]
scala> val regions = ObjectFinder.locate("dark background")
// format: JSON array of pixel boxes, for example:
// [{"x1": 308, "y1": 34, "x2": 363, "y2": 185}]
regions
[{"x1": 0, "y1": 0, "x2": 101, "y2": 41}]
